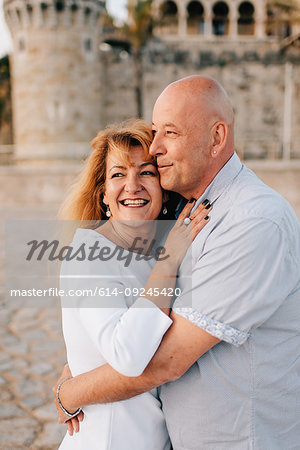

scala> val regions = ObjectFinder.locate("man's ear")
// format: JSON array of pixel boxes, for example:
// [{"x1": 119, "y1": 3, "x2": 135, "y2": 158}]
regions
[{"x1": 211, "y1": 121, "x2": 227, "y2": 157}]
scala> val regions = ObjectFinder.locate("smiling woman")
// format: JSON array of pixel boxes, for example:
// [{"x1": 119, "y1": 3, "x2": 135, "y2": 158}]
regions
[
  {"x1": 56, "y1": 119, "x2": 211, "y2": 449},
  {"x1": 103, "y1": 145, "x2": 163, "y2": 222}
]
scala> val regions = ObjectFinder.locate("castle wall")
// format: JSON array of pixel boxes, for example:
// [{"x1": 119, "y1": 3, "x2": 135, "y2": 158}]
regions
[
  {"x1": 101, "y1": 39, "x2": 300, "y2": 159},
  {"x1": 4, "y1": 0, "x2": 104, "y2": 161}
]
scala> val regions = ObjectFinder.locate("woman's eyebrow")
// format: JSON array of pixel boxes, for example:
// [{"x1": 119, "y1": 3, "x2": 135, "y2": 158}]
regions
[{"x1": 109, "y1": 165, "x2": 126, "y2": 172}]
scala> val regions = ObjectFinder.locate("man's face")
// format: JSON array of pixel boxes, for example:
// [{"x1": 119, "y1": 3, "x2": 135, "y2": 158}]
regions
[{"x1": 150, "y1": 88, "x2": 212, "y2": 199}]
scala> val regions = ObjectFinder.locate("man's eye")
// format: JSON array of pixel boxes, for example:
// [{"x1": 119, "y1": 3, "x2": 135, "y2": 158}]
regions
[
  {"x1": 166, "y1": 130, "x2": 177, "y2": 135},
  {"x1": 111, "y1": 173, "x2": 124, "y2": 178}
]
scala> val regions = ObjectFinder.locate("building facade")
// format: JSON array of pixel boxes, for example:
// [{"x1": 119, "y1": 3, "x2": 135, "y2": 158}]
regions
[{"x1": 3, "y1": 0, "x2": 300, "y2": 162}]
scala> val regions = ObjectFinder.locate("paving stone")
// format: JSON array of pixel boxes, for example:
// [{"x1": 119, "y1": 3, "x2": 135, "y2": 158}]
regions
[
  {"x1": 0, "y1": 417, "x2": 39, "y2": 447},
  {"x1": 29, "y1": 362, "x2": 54, "y2": 376},
  {"x1": 0, "y1": 352, "x2": 12, "y2": 363},
  {"x1": 0, "y1": 404, "x2": 25, "y2": 418},
  {"x1": 21, "y1": 329, "x2": 47, "y2": 342},
  {"x1": 5, "y1": 297, "x2": 25, "y2": 309},
  {"x1": 6, "y1": 342, "x2": 29, "y2": 355},
  {"x1": 0, "y1": 389, "x2": 12, "y2": 402},
  {"x1": 11, "y1": 318, "x2": 41, "y2": 333},
  {"x1": 2, "y1": 333, "x2": 19, "y2": 345},
  {"x1": 13, "y1": 308, "x2": 38, "y2": 321},
  {"x1": 0, "y1": 361, "x2": 13, "y2": 371},
  {"x1": 0, "y1": 375, "x2": 7, "y2": 384},
  {"x1": 21, "y1": 395, "x2": 45, "y2": 409},
  {"x1": 0, "y1": 309, "x2": 12, "y2": 324},
  {"x1": 33, "y1": 421, "x2": 66, "y2": 448},
  {"x1": 13, "y1": 358, "x2": 28, "y2": 369},
  {"x1": 33, "y1": 340, "x2": 63, "y2": 355},
  {"x1": 4, "y1": 369, "x2": 25, "y2": 381},
  {"x1": 16, "y1": 379, "x2": 45, "y2": 398},
  {"x1": 34, "y1": 403, "x2": 58, "y2": 421}
]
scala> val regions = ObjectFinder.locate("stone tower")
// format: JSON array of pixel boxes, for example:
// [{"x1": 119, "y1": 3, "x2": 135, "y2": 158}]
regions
[{"x1": 4, "y1": 0, "x2": 105, "y2": 162}]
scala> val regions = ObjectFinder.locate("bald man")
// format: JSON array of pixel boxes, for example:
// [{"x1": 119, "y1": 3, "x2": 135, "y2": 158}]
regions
[{"x1": 54, "y1": 76, "x2": 300, "y2": 449}]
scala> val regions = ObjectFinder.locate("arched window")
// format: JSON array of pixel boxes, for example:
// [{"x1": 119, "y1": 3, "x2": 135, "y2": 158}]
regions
[
  {"x1": 159, "y1": 1, "x2": 178, "y2": 35},
  {"x1": 55, "y1": 1, "x2": 65, "y2": 12},
  {"x1": 212, "y1": 2, "x2": 229, "y2": 36},
  {"x1": 26, "y1": 4, "x2": 33, "y2": 26},
  {"x1": 187, "y1": 1, "x2": 205, "y2": 35},
  {"x1": 238, "y1": 2, "x2": 255, "y2": 35},
  {"x1": 41, "y1": 2, "x2": 49, "y2": 24}
]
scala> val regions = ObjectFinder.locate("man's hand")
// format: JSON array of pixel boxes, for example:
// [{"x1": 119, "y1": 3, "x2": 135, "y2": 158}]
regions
[{"x1": 52, "y1": 364, "x2": 84, "y2": 434}]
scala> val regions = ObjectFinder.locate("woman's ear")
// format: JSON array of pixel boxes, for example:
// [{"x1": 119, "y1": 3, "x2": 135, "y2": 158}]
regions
[
  {"x1": 162, "y1": 191, "x2": 169, "y2": 203},
  {"x1": 103, "y1": 192, "x2": 107, "y2": 205}
]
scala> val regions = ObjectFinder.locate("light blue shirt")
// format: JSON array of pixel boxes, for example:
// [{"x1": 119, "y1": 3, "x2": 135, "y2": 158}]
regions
[{"x1": 161, "y1": 153, "x2": 300, "y2": 449}]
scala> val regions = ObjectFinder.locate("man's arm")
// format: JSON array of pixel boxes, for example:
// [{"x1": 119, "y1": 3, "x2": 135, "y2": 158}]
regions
[{"x1": 56, "y1": 312, "x2": 220, "y2": 414}]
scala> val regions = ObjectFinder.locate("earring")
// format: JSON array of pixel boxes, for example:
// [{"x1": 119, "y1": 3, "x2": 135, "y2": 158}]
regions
[
  {"x1": 106, "y1": 205, "x2": 111, "y2": 218},
  {"x1": 162, "y1": 205, "x2": 167, "y2": 215},
  {"x1": 213, "y1": 150, "x2": 217, "y2": 154}
]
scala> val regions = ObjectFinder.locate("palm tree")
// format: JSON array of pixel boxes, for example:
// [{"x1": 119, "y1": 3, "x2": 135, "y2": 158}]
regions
[
  {"x1": 122, "y1": 0, "x2": 153, "y2": 118},
  {"x1": 266, "y1": 0, "x2": 300, "y2": 38}
]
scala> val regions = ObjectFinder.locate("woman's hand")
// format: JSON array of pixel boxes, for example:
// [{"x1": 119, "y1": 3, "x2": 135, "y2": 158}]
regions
[
  {"x1": 52, "y1": 364, "x2": 84, "y2": 433},
  {"x1": 164, "y1": 199, "x2": 212, "y2": 267},
  {"x1": 144, "y1": 199, "x2": 211, "y2": 314}
]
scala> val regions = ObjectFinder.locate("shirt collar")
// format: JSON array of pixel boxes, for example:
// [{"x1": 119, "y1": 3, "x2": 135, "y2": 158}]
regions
[{"x1": 192, "y1": 152, "x2": 243, "y2": 211}]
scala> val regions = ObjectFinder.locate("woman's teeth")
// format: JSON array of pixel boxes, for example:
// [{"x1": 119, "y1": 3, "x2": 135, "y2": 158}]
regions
[{"x1": 121, "y1": 199, "x2": 148, "y2": 206}]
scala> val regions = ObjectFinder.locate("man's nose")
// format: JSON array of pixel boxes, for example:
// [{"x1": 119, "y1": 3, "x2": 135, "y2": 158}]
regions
[{"x1": 150, "y1": 133, "x2": 166, "y2": 156}]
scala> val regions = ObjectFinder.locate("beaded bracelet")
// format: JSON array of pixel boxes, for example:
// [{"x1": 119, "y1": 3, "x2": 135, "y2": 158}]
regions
[{"x1": 56, "y1": 377, "x2": 82, "y2": 418}]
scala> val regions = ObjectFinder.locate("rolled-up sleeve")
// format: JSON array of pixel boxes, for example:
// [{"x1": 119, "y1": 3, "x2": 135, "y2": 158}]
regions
[{"x1": 174, "y1": 217, "x2": 294, "y2": 346}]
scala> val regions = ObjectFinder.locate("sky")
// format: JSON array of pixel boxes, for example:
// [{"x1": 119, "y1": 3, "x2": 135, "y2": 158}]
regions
[{"x1": 0, "y1": 0, "x2": 128, "y2": 58}]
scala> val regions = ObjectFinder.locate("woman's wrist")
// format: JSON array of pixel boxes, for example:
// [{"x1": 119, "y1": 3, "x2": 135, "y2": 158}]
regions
[{"x1": 58, "y1": 377, "x2": 80, "y2": 413}]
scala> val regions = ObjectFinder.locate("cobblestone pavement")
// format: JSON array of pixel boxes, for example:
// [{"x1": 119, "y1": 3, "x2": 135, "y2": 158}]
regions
[{"x1": 1, "y1": 206, "x2": 68, "y2": 449}]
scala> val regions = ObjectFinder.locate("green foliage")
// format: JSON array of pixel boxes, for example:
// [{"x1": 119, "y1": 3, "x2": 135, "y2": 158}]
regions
[
  {"x1": 267, "y1": 0, "x2": 300, "y2": 13},
  {"x1": 0, "y1": 55, "x2": 10, "y2": 81},
  {"x1": 123, "y1": 0, "x2": 153, "y2": 50}
]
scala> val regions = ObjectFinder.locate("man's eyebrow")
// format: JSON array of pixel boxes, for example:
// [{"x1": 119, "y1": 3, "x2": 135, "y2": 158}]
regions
[
  {"x1": 152, "y1": 122, "x2": 178, "y2": 128},
  {"x1": 165, "y1": 122, "x2": 178, "y2": 128},
  {"x1": 139, "y1": 162, "x2": 155, "y2": 168}
]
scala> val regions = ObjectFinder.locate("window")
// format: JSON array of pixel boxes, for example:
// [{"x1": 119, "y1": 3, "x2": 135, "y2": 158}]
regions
[
  {"x1": 212, "y1": 2, "x2": 229, "y2": 36},
  {"x1": 238, "y1": 2, "x2": 255, "y2": 36},
  {"x1": 187, "y1": 1, "x2": 205, "y2": 35},
  {"x1": 159, "y1": 1, "x2": 178, "y2": 35}
]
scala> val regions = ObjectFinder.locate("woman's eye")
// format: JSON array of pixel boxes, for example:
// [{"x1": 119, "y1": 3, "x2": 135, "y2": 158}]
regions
[
  {"x1": 141, "y1": 171, "x2": 156, "y2": 176},
  {"x1": 111, "y1": 173, "x2": 124, "y2": 178}
]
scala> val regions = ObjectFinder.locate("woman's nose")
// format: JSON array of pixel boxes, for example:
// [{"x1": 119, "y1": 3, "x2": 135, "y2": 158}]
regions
[{"x1": 124, "y1": 174, "x2": 143, "y2": 193}]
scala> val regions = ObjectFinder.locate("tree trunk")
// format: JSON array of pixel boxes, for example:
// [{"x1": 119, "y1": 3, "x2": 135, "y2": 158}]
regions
[{"x1": 133, "y1": 48, "x2": 143, "y2": 118}]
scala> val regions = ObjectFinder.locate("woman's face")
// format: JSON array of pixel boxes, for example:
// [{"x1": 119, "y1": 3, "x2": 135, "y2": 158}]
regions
[{"x1": 103, "y1": 145, "x2": 163, "y2": 221}]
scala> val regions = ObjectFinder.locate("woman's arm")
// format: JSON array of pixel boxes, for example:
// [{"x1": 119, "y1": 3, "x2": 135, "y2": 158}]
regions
[{"x1": 53, "y1": 312, "x2": 220, "y2": 424}]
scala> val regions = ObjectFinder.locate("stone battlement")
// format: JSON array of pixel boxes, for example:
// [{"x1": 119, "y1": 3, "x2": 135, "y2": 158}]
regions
[{"x1": 4, "y1": 0, "x2": 104, "y2": 31}]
